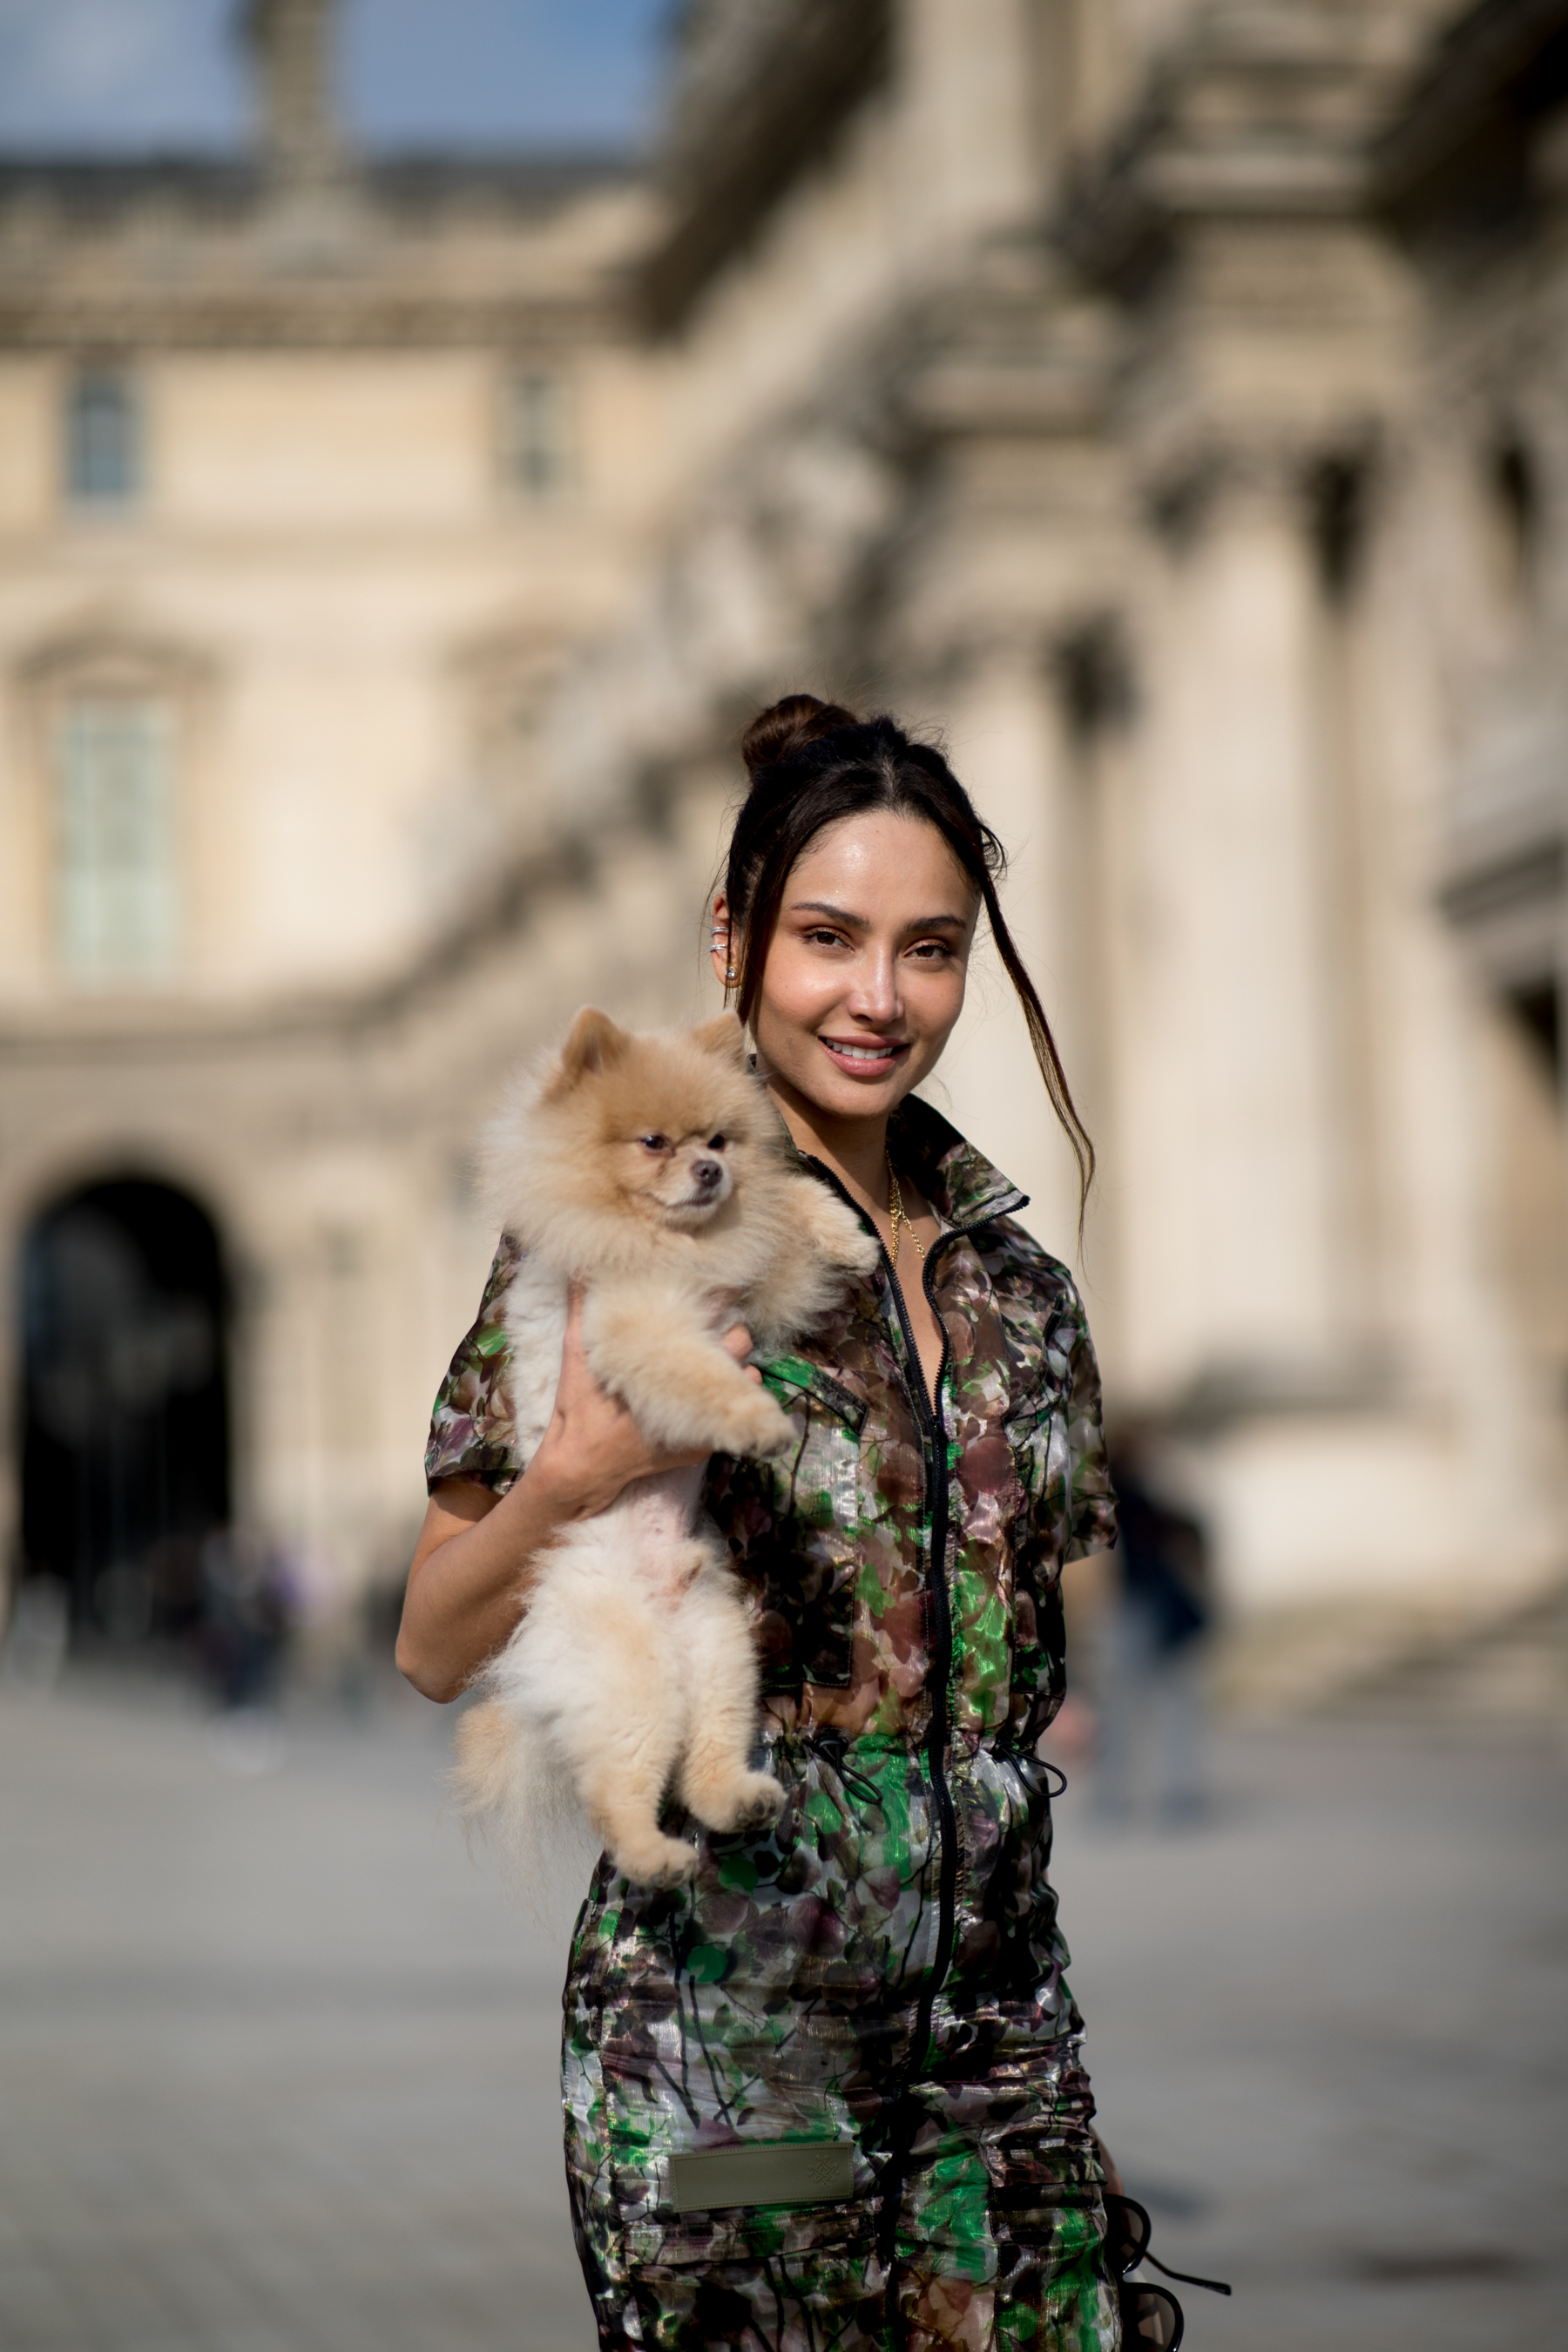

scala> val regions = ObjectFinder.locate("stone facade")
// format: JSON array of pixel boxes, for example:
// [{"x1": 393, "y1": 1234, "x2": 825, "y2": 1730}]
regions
[
  {"x1": 3, "y1": 0, "x2": 1565, "y2": 1669},
  {"x1": 0, "y1": 0, "x2": 666, "y2": 1613}
]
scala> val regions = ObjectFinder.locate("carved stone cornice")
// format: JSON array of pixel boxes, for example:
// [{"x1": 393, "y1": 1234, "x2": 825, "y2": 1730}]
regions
[
  {"x1": 892, "y1": 259, "x2": 1120, "y2": 447},
  {"x1": 1056, "y1": 3, "x2": 1432, "y2": 294},
  {"x1": 16, "y1": 613, "x2": 217, "y2": 695},
  {"x1": 0, "y1": 292, "x2": 626, "y2": 352},
  {"x1": 0, "y1": 156, "x2": 644, "y2": 349}
]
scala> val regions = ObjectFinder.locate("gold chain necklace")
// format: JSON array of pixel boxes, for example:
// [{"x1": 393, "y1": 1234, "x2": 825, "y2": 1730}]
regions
[{"x1": 886, "y1": 1154, "x2": 927, "y2": 1269}]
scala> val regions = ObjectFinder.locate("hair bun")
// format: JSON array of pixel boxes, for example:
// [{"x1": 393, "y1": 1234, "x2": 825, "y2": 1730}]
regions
[{"x1": 740, "y1": 693, "x2": 858, "y2": 779}]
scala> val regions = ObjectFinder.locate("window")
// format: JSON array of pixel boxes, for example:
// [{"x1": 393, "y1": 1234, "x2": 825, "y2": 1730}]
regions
[
  {"x1": 57, "y1": 697, "x2": 179, "y2": 983},
  {"x1": 503, "y1": 369, "x2": 575, "y2": 502},
  {"x1": 66, "y1": 369, "x2": 141, "y2": 507}
]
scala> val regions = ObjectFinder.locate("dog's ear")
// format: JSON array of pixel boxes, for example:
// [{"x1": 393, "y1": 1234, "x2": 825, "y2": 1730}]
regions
[
  {"x1": 692, "y1": 1011, "x2": 747, "y2": 1066},
  {"x1": 544, "y1": 1006, "x2": 631, "y2": 1096}
]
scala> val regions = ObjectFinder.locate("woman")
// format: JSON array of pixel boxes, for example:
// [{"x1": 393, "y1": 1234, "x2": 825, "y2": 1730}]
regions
[{"x1": 399, "y1": 696, "x2": 1122, "y2": 2350}]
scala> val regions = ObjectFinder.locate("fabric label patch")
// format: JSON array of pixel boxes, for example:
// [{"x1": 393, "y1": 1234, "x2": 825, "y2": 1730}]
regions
[{"x1": 669, "y1": 2140, "x2": 855, "y2": 2213}]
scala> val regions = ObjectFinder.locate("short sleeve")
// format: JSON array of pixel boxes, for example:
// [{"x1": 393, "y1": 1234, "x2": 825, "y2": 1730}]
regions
[
  {"x1": 1061, "y1": 1291, "x2": 1118, "y2": 1562},
  {"x1": 424, "y1": 1233, "x2": 524, "y2": 1497}
]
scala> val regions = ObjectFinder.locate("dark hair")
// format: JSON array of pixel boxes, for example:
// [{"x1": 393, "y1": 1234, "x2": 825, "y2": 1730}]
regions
[{"x1": 720, "y1": 692, "x2": 1094, "y2": 1220}]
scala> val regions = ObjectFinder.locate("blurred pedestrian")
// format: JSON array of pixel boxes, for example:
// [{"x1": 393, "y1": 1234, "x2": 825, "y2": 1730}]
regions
[
  {"x1": 198, "y1": 1525, "x2": 292, "y2": 1713},
  {"x1": 1097, "y1": 1426, "x2": 1212, "y2": 1825}
]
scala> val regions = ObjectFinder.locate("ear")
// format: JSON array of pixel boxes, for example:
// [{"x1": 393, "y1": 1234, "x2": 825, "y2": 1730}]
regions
[
  {"x1": 692, "y1": 1011, "x2": 747, "y2": 1066},
  {"x1": 545, "y1": 1006, "x2": 630, "y2": 1096}
]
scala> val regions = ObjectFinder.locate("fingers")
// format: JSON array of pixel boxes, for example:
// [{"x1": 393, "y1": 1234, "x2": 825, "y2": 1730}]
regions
[
  {"x1": 718, "y1": 1322, "x2": 763, "y2": 1385},
  {"x1": 550, "y1": 1303, "x2": 767, "y2": 1501}
]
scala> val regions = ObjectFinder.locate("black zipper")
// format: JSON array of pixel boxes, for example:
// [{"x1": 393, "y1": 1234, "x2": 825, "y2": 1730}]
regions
[
  {"x1": 909, "y1": 1233, "x2": 962, "y2": 2044},
  {"x1": 797, "y1": 1152, "x2": 1024, "y2": 2290},
  {"x1": 797, "y1": 1156, "x2": 1017, "y2": 2026}
]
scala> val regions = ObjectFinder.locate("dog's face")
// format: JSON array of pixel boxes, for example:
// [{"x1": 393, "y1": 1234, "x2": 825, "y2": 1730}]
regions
[{"x1": 537, "y1": 1009, "x2": 766, "y2": 1232}]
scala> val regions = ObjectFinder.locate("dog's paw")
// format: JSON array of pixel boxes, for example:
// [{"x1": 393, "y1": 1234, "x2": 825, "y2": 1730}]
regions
[
  {"x1": 689, "y1": 1769, "x2": 787, "y2": 1835},
  {"x1": 611, "y1": 1831, "x2": 699, "y2": 1889},
  {"x1": 803, "y1": 1190, "x2": 882, "y2": 1276},
  {"x1": 842, "y1": 1227, "x2": 884, "y2": 1278},
  {"x1": 713, "y1": 1389, "x2": 794, "y2": 1459},
  {"x1": 732, "y1": 1770, "x2": 787, "y2": 1829}
]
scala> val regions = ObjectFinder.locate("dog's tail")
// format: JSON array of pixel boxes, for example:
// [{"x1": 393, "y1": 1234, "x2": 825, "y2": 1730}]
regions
[{"x1": 449, "y1": 1698, "x2": 597, "y2": 1920}]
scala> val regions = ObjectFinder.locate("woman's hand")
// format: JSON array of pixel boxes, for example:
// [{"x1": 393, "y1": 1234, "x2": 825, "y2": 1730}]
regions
[
  {"x1": 395, "y1": 1290, "x2": 760, "y2": 1702},
  {"x1": 529, "y1": 1288, "x2": 759, "y2": 1519}
]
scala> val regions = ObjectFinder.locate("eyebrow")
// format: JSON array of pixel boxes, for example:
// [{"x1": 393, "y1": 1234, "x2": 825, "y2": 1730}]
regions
[{"x1": 789, "y1": 900, "x2": 969, "y2": 930}]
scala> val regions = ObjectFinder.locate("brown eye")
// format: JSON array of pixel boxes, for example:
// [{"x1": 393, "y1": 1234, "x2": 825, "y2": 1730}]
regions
[
  {"x1": 707, "y1": 1133, "x2": 727, "y2": 1151},
  {"x1": 639, "y1": 1133, "x2": 670, "y2": 1153}
]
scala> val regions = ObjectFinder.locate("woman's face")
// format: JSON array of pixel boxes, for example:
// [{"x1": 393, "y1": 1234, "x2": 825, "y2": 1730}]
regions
[{"x1": 727, "y1": 810, "x2": 979, "y2": 1130}]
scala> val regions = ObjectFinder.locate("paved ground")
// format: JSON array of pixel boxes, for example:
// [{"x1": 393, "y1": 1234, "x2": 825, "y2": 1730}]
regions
[{"x1": 0, "y1": 1667, "x2": 1564, "y2": 2352}]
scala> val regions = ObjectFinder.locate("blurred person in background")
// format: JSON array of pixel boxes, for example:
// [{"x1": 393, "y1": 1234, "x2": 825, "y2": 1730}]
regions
[
  {"x1": 197, "y1": 1524, "x2": 294, "y2": 1714},
  {"x1": 395, "y1": 697, "x2": 1208, "y2": 2352},
  {"x1": 1096, "y1": 1426, "x2": 1212, "y2": 1828}
]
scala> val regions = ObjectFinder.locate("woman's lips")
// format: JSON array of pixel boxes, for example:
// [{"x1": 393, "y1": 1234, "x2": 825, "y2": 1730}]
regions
[{"x1": 819, "y1": 1035, "x2": 910, "y2": 1078}]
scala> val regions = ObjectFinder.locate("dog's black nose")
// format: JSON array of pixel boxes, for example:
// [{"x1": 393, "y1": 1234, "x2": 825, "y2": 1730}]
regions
[{"x1": 693, "y1": 1159, "x2": 722, "y2": 1191}]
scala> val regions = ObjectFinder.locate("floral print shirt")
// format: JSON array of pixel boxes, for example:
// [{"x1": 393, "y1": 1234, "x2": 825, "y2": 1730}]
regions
[{"x1": 426, "y1": 1098, "x2": 1113, "y2": 1760}]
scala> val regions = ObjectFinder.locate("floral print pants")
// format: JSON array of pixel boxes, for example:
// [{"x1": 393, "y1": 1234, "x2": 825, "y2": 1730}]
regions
[{"x1": 561, "y1": 1733, "x2": 1119, "y2": 2352}]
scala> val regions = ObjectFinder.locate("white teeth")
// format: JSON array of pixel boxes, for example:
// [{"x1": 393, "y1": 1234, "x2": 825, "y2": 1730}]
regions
[{"x1": 829, "y1": 1042, "x2": 896, "y2": 1060}]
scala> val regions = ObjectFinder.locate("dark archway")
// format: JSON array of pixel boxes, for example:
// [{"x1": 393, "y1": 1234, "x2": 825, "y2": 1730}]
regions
[{"x1": 18, "y1": 1176, "x2": 230, "y2": 1643}]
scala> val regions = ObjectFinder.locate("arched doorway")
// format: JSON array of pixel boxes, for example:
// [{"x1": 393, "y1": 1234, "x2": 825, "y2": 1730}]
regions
[{"x1": 18, "y1": 1176, "x2": 230, "y2": 1644}]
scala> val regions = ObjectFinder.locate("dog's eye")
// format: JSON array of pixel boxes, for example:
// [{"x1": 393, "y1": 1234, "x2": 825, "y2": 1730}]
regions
[
  {"x1": 707, "y1": 1133, "x2": 727, "y2": 1151},
  {"x1": 638, "y1": 1133, "x2": 670, "y2": 1153}
]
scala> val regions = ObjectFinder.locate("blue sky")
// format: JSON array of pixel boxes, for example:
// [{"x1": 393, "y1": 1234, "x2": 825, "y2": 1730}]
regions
[{"x1": 0, "y1": 0, "x2": 676, "y2": 155}]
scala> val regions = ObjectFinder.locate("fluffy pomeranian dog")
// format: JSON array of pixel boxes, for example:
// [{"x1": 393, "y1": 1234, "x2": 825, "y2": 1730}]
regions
[{"x1": 452, "y1": 1006, "x2": 879, "y2": 1889}]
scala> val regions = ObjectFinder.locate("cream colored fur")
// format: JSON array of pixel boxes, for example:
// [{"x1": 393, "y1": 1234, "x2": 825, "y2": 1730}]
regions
[{"x1": 451, "y1": 1008, "x2": 878, "y2": 1889}]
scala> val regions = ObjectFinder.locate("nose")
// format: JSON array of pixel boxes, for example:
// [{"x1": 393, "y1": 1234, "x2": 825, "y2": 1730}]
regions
[
  {"x1": 848, "y1": 946, "x2": 900, "y2": 1024},
  {"x1": 693, "y1": 1159, "x2": 722, "y2": 1192}
]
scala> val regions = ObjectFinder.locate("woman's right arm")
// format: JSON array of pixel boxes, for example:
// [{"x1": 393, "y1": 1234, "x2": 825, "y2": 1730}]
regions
[
  {"x1": 395, "y1": 1292, "x2": 755, "y2": 1702},
  {"x1": 395, "y1": 1470, "x2": 571, "y2": 1706}
]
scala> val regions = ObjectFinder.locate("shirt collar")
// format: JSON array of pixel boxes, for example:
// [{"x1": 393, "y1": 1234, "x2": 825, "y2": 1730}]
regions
[{"x1": 776, "y1": 1091, "x2": 1027, "y2": 1230}]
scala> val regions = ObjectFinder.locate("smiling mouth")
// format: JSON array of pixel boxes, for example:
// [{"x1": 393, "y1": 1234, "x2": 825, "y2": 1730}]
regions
[{"x1": 820, "y1": 1036, "x2": 910, "y2": 1072}]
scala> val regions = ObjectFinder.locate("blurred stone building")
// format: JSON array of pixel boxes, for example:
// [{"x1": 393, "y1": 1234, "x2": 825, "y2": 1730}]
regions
[
  {"x1": 3, "y1": 0, "x2": 1565, "y2": 1678},
  {"x1": 0, "y1": 0, "x2": 666, "y2": 1636}
]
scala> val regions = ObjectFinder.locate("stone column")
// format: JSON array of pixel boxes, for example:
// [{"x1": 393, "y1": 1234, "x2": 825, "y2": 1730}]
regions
[
  {"x1": 1119, "y1": 453, "x2": 1343, "y2": 1400},
  {"x1": 936, "y1": 640, "x2": 1091, "y2": 1264},
  {"x1": 899, "y1": 0, "x2": 1040, "y2": 260}
]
